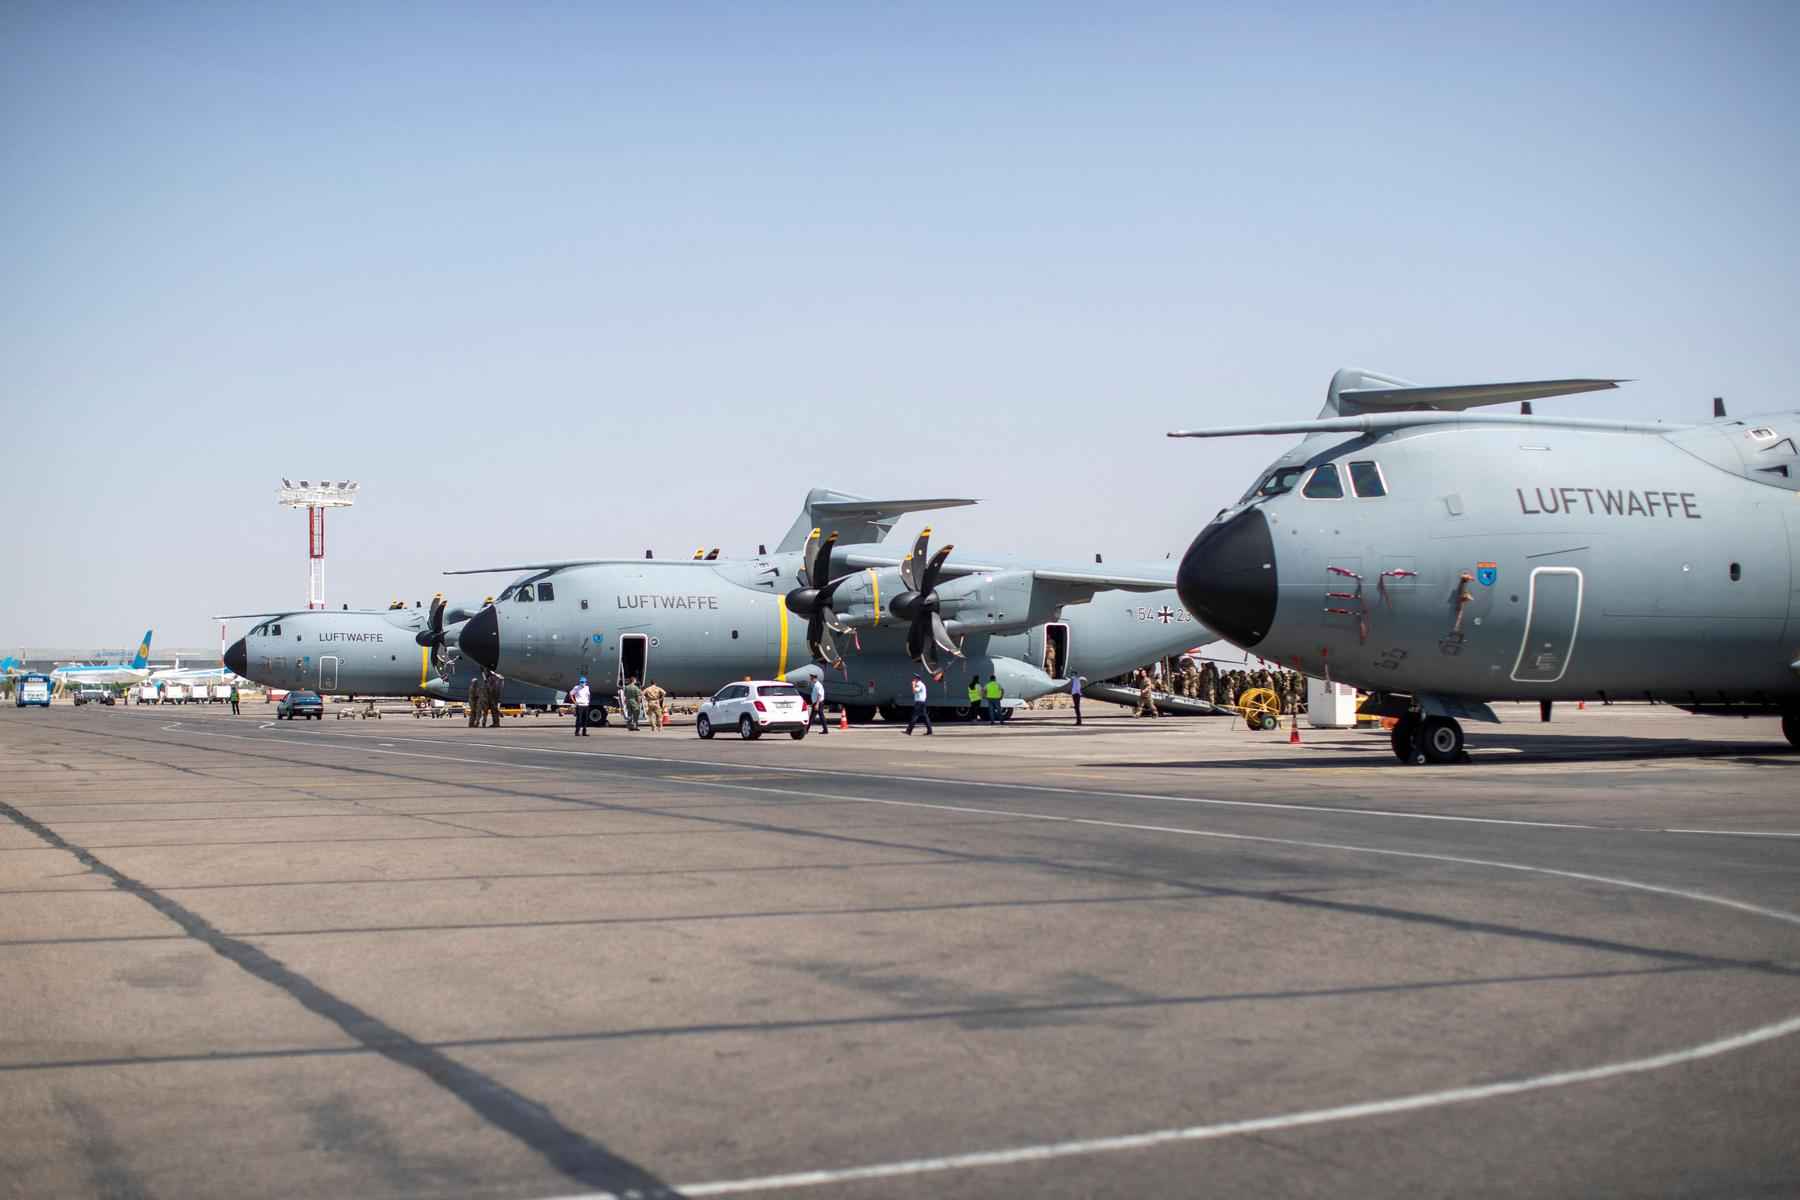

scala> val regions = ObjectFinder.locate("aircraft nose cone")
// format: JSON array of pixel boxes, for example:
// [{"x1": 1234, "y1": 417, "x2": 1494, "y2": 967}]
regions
[
  {"x1": 459, "y1": 605, "x2": 500, "y2": 671},
  {"x1": 1176, "y1": 506, "x2": 1278, "y2": 648},
  {"x1": 224, "y1": 638, "x2": 248, "y2": 677}
]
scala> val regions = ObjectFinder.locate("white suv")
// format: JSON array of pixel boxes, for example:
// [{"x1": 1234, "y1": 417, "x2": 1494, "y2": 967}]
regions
[{"x1": 697, "y1": 681, "x2": 811, "y2": 740}]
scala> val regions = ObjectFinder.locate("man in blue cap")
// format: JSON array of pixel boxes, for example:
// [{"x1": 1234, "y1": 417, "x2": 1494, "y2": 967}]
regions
[{"x1": 571, "y1": 676, "x2": 593, "y2": 736}]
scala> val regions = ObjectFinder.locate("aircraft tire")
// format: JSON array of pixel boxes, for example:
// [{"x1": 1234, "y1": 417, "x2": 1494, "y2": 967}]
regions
[
  {"x1": 739, "y1": 715, "x2": 759, "y2": 740},
  {"x1": 877, "y1": 702, "x2": 906, "y2": 723},
  {"x1": 1782, "y1": 707, "x2": 1799, "y2": 749},
  {"x1": 1390, "y1": 718, "x2": 1415, "y2": 762},
  {"x1": 842, "y1": 705, "x2": 877, "y2": 725},
  {"x1": 1420, "y1": 716, "x2": 1464, "y2": 764},
  {"x1": 585, "y1": 705, "x2": 606, "y2": 726},
  {"x1": 696, "y1": 715, "x2": 713, "y2": 739}
]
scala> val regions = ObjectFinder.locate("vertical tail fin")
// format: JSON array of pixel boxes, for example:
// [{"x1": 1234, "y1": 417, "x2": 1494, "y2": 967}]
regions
[
  {"x1": 131, "y1": 630, "x2": 154, "y2": 670},
  {"x1": 775, "y1": 488, "x2": 979, "y2": 553}
]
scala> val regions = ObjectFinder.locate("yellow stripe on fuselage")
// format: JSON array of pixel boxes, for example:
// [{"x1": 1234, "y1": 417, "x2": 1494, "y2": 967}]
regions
[
  {"x1": 420, "y1": 645, "x2": 429, "y2": 688},
  {"x1": 776, "y1": 596, "x2": 789, "y2": 678},
  {"x1": 869, "y1": 570, "x2": 881, "y2": 626}
]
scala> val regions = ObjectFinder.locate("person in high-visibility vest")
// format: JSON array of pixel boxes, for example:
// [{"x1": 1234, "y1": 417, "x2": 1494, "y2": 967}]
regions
[
  {"x1": 984, "y1": 676, "x2": 1004, "y2": 725},
  {"x1": 967, "y1": 677, "x2": 985, "y2": 721}
]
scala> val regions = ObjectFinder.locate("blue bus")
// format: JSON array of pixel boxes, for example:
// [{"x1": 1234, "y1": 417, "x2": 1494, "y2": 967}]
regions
[{"x1": 14, "y1": 673, "x2": 51, "y2": 707}]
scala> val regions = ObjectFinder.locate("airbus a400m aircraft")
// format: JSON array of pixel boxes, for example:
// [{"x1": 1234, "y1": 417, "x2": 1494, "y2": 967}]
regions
[
  {"x1": 221, "y1": 599, "x2": 562, "y2": 706},
  {"x1": 1172, "y1": 369, "x2": 1800, "y2": 762},
  {"x1": 453, "y1": 488, "x2": 1207, "y2": 720}
]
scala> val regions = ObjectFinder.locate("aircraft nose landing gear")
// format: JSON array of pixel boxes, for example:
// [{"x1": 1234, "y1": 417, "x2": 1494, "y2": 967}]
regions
[{"x1": 1391, "y1": 714, "x2": 1466, "y2": 764}]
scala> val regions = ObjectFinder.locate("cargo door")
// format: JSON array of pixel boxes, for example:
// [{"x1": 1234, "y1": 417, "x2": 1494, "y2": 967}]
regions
[
  {"x1": 319, "y1": 656, "x2": 338, "y2": 692},
  {"x1": 1511, "y1": 568, "x2": 1583, "y2": 684}
]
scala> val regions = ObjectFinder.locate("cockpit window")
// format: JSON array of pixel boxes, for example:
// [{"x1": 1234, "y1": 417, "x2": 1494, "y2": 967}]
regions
[
  {"x1": 1348, "y1": 460, "x2": 1387, "y2": 497},
  {"x1": 1302, "y1": 464, "x2": 1344, "y2": 499},
  {"x1": 270, "y1": 623, "x2": 282, "y2": 636},
  {"x1": 497, "y1": 585, "x2": 517, "y2": 602},
  {"x1": 515, "y1": 585, "x2": 535, "y2": 602},
  {"x1": 1249, "y1": 467, "x2": 1306, "y2": 499},
  {"x1": 536, "y1": 581, "x2": 555, "y2": 602},
  {"x1": 250, "y1": 623, "x2": 267, "y2": 637}
]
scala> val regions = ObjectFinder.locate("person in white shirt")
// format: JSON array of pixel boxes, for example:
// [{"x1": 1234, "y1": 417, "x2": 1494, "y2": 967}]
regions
[
  {"x1": 905, "y1": 674, "x2": 934, "y2": 735},
  {"x1": 571, "y1": 677, "x2": 593, "y2": 737},
  {"x1": 809, "y1": 676, "x2": 830, "y2": 735}
]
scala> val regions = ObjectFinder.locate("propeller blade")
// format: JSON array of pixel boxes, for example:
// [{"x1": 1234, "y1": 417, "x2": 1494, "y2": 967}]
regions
[
  {"x1": 809, "y1": 619, "x2": 843, "y2": 668},
  {"x1": 918, "y1": 635, "x2": 940, "y2": 678},
  {"x1": 801, "y1": 527, "x2": 823, "y2": 586},
  {"x1": 814, "y1": 531, "x2": 839, "y2": 588},
  {"x1": 928, "y1": 611, "x2": 964, "y2": 659},
  {"x1": 820, "y1": 606, "x2": 845, "y2": 633},
  {"x1": 900, "y1": 527, "x2": 931, "y2": 591},
  {"x1": 919, "y1": 545, "x2": 954, "y2": 596}
]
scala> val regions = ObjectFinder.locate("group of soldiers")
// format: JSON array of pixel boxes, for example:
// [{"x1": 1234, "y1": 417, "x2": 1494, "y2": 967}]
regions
[
  {"x1": 1127, "y1": 660, "x2": 1311, "y2": 716},
  {"x1": 465, "y1": 670, "x2": 507, "y2": 727},
  {"x1": 614, "y1": 676, "x2": 668, "y2": 731}
]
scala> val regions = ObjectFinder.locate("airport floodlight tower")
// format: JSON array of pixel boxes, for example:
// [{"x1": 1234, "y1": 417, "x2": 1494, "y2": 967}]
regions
[{"x1": 277, "y1": 479, "x2": 359, "y2": 609}]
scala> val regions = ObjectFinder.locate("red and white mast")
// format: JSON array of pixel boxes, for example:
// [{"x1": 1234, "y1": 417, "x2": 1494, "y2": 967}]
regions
[{"x1": 277, "y1": 479, "x2": 359, "y2": 610}]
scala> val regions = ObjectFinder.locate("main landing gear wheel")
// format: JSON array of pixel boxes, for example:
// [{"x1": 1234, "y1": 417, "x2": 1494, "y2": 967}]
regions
[
  {"x1": 1418, "y1": 716, "x2": 1465, "y2": 764},
  {"x1": 1237, "y1": 687, "x2": 1281, "y2": 731},
  {"x1": 738, "y1": 715, "x2": 760, "y2": 740},
  {"x1": 696, "y1": 715, "x2": 713, "y2": 739},
  {"x1": 1390, "y1": 718, "x2": 1415, "y2": 763},
  {"x1": 585, "y1": 705, "x2": 606, "y2": 727}
]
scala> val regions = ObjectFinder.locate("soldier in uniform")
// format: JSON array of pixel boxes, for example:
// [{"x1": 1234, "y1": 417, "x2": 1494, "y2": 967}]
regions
[
  {"x1": 621, "y1": 676, "x2": 643, "y2": 731},
  {"x1": 642, "y1": 680, "x2": 667, "y2": 731},
  {"x1": 484, "y1": 670, "x2": 504, "y2": 727},
  {"x1": 466, "y1": 673, "x2": 484, "y2": 727},
  {"x1": 1137, "y1": 671, "x2": 1160, "y2": 717}
]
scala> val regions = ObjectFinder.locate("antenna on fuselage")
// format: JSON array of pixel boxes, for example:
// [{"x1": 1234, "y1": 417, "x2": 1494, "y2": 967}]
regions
[
  {"x1": 645, "y1": 549, "x2": 653, "y2": 559},
  {"x1": 1521, "y1": 401, "x2": 1533, "y2": 415},
  {"x1": 1714, "y1": 396, "x2": 1727, "y2": 418}
]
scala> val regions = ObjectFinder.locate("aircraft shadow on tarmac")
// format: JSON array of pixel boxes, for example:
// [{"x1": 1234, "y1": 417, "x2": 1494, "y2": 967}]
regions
[{"x1": 1087, "y1": 731, "x2": 1798, "y2": 771}]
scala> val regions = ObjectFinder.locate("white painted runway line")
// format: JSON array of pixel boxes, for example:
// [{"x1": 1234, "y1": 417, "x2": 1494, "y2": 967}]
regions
[
  {"x1": 544, "y1": 1013, "x2": 1800, "y2": 1198},
  {"x1": 532, "y1": 772, "x2": 1800, "y2": 1197}
]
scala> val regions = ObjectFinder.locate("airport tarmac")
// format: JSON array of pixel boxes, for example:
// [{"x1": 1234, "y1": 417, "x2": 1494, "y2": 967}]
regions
[{"x1": 2, "y1": 702, "x2": 1796, "y2": 1199}]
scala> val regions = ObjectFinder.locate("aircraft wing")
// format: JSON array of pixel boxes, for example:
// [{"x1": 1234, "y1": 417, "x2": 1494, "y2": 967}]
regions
[
  {"x1": 838, "y1": 550, "x2": 1176, "y2": 593},
  {"x1": 1338, "y1": 378, "x2": 1625, "y2": 411},
  {"x1": 213, "y1": 611, "x2": 397, "y2": 618},
  {"x1": 442, "y1": 559, "x2": 718, "y2": 576},
  {"x1": 1168, "y1": 411, "x2": 1684, "y2": 439}
]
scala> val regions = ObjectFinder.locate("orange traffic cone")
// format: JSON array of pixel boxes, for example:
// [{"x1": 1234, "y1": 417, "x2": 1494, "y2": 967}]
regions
[
  {"x1": 1289, "y1": 710, "x2": 1301, "y2": 744},
  {"x1": 838, "y1": 708, "x2": 848, "y2": 731},
  {"x1": 1577, "y1": 700, "x2": 1586, "y2": 711}
]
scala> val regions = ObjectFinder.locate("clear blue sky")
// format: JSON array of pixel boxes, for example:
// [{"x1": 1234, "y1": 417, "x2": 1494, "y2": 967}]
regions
[{"x1": 4, "y1": 2, "x2": 1796, "y2": 649}]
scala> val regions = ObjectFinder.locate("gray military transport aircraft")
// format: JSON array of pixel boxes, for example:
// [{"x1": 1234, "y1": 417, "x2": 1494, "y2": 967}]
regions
[
  {"x1": 220, "y1": 598, "x2": 563, "y2": 708},
  {"x1": 1171, "y1": 368, "x2": 1800, "y2": 762},
  {"x1": 451, "y1": 488, "x2": 1210, "y2": 722}
]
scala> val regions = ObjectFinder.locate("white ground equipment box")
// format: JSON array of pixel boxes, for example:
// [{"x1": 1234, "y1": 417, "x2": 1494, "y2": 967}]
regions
[{"x1": 1306, "y1": 678, "x2": 1359, "y2": 729}]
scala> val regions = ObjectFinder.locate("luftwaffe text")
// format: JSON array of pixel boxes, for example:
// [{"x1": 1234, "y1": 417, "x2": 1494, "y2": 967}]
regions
[
  {"x1": 617, "y1": 594, "x2": 721, "y2": 610},
  {"x1": 317, "y1": 632, "x2": 385, "y2": 642},
  {"x1": 1516, "y1": 487, "x2": 1701, "y2": 519}
]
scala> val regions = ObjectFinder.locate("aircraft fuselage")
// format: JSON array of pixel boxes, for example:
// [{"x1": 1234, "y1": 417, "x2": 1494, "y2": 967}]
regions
[{"x1": 1177, "y1": 414, "x2": 1800, "y2": 705}]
